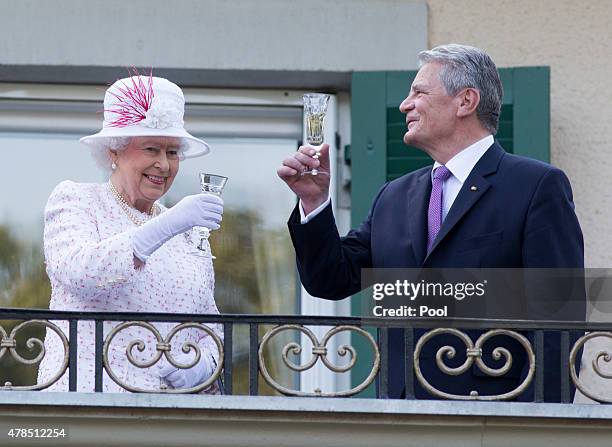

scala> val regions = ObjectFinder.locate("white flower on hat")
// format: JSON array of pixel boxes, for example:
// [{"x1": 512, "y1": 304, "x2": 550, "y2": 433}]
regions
[{"x1": 141, "y1": 98, "x2": 183, "y2": 129}]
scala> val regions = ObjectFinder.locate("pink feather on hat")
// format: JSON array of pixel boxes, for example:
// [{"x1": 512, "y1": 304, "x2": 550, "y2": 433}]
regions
[{"x1": 105, "y1": 68, "x2": 155, "y2": 128}]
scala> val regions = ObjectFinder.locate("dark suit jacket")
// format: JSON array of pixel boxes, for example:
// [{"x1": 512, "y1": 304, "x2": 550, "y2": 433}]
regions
[{"x1": 288, "y1": 142, "x2": 585, "y2": 401}]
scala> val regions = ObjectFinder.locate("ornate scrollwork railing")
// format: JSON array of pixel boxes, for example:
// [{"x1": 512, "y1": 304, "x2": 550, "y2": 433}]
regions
[
  {"x1": 104, "y1": 321, "x2": 224, "y2": 393},
  {"x1": 0, "y1": 320, "x2": 68, "y2": 391},
  {"x1": 414, "y1": 328, "x2": 535, "y2": 400},
  {"x1": 258, "y1": 324, "x2": 380, "y2": 397},
  {"x1": 3, "y1": 308, "x2": 612, "y2": 402},
  {"x1": 570, "y1": 331, "x2": 612, "y2": 403}
]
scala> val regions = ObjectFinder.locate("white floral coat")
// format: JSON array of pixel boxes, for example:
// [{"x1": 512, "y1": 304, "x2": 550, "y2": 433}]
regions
[{"x1": 37, "y1": 181, "x2": 222, "y2": 393}]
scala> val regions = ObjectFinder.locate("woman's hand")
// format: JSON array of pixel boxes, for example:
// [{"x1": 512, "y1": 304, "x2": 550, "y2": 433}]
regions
[
  {"x1": 164, "y1": 194, "x2": 224, "y2": 232},
  {"x1": 157, "y1": 352, "x2": 215, "y2": 389},
  {"x1": 132, "y1": 194, "x2": 223, "y2": 261}
]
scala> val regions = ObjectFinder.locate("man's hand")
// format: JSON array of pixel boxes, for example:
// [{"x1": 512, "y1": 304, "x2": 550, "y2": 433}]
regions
[{"x1": 277, "y1": 144, "x2": 330, "y2": 214}]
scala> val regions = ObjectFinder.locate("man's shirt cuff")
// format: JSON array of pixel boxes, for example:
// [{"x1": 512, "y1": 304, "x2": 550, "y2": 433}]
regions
[{"x1": 299, "y1": 197, "x2": 331, "y2": 224}]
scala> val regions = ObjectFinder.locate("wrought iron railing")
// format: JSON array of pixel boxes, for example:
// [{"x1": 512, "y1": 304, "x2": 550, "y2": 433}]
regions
[{"x1": 0, "y1": 307, "x2": 610, "y2": 403}]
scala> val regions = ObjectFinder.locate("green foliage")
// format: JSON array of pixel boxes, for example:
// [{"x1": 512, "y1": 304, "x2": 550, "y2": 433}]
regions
[
  {"x1": 211, "y1": 209, "x2": 298, "y2": 395},
  {"x1": 0, "y1": 224, "x2": 51, "y2": 386},
  {"x1": 211, "y1": 209, "x2": 262, "y2": 314},
  {"x1": 0, "y1": 226, "x2": 23, "y2": 303}
]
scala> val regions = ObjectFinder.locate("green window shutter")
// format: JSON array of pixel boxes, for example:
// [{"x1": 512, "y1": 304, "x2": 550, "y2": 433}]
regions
[
  {"x1": 351, "y1": 72, "x2": 388, "y2": 227},
  {"x1": 511, "y1": 67, "x2": 550, "y2": 162},
  {"x1": 348, "y1": 67, "x2": 550, "y2": 394}
]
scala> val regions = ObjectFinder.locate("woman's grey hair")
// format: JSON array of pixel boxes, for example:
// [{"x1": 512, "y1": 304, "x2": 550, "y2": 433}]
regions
[
  {"x1": 418, "y1": 43, "x2": 503, "y2": 135},
  {"x1": 89, "y1": 137, "x2": 188, "y2": 172}
]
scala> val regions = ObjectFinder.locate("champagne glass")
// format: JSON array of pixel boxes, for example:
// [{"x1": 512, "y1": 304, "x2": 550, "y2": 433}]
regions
[
  {"x1": 302, "y1": 93, "x2": 330, "y2": 175},
  {"x1": 191, "y1": 173, "x2": 228, "y2": 259}
]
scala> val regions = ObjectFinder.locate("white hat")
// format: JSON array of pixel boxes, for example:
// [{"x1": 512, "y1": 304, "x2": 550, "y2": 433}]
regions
[{"x1": 80, "y1": 74, "x2": 209, "y2": 158}]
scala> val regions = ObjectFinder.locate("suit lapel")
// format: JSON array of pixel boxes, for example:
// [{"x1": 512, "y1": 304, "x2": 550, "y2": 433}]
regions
[
  {"x1": 424, "y1": 142, "x2": 505, "y2": 260},
  {"x1": 407, "y1": 170, "x2": 432, "y2": 264}
]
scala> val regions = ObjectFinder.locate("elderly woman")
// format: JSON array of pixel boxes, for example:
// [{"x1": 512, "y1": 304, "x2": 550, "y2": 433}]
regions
[{"x1": 37, "y1": 74, "x2": 224, "y2": 393}]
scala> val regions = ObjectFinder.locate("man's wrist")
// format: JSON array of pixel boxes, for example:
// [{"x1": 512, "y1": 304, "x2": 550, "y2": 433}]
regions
[
  {"x1": 300, "y1": 197, "x2": 331, "y2": 224},
  {"x1": 301, "y1": 196, "x2": 328, "y2": 215}
]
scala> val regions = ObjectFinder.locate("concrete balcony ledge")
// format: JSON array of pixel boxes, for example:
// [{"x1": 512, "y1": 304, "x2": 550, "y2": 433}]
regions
[{"x1": 1, "y1": 392, "x2": 612, "y2": 446}]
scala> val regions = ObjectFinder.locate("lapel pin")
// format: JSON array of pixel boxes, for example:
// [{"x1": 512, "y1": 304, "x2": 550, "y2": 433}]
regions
[{"x1": 470, "y1": 185, "x2": 478, "y2": 191}]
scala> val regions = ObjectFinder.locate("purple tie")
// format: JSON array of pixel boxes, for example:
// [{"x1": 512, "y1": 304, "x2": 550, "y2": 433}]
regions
[{"x1": 427, "y1": 165, "x2": 452, "y2": 251}]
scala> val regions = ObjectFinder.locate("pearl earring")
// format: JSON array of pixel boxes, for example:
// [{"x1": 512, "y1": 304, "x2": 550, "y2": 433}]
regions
[{"x1": 111, "y1": 162, "x2": 117, "y2": 171}]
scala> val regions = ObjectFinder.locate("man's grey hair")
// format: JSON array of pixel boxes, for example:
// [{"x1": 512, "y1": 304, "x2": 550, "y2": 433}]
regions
[
  {"x1": 418, "y1": 43, "x2": 503, "y2": 135},
  {"x1": 89, "y1": 137, "x2": 188, "y2": 172}
]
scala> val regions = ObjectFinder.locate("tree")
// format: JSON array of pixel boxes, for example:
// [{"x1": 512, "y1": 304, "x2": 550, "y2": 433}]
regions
[{"x1": 0, "y1": 224, "x2": 51, "y2": 386}]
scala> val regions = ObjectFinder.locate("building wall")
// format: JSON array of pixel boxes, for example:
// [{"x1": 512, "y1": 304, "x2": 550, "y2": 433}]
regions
[
  {"x1": 4, "y1": 392, "x2": 612, "y2": 447},
  {"x1": 1, "y1": 0, "x2": 607, "y2": 266},
  {"x1": 424, "y1": 0, "x2": 612, "y2": 267},
  {"x1": 0, "y1": 0, "x2": 427, "y2": 71}
]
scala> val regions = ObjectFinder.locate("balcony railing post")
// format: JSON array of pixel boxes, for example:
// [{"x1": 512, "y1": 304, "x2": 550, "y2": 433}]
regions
[
  {"x1": 561, "y1": 330, "x2": 570, "y2": 403},
  {"x1": 249, "y1": 323, "x2": 258, "y2": 396},
  {"x1": 404, "y1": 328, "x2": 414, "y2": 400},
  {"x1": 378, "y1": 327, "x2": 389, "y2": 399},
  {"x1": 68, "y1": 319, "x2": 78, "y2": 392},
  {"x1": 94, "y1": 320, "x2": 103, "y2": 393},
  {"x1": 535, "y1": 330, "x2": 544, "y2": 403},
  {"x1": 223, "y1": 322, "x2": 233, "y2": 395}
]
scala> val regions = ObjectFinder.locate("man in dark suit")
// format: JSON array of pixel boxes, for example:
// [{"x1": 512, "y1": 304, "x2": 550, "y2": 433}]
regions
[{"x1": 277, "y1": 44, "x2": 584, "y2": 401}]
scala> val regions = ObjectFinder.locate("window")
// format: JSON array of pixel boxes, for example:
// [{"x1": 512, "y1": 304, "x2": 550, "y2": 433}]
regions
[{"x1": 0, "y1": 84, "x2": 316, "y2": 393}]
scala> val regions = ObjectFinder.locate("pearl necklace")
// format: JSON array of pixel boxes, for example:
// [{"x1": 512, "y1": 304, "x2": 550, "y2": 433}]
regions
[{"x1": 108, "y1": 181, "x2": 159, "y2": 226}]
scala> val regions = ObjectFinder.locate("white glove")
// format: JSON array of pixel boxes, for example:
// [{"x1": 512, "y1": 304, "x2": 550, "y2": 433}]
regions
[
  {"x1": 157, "y1": 352, "x2": 216, "y2": 389},
  {"x1": 133, "y1": 194, "x2": 223, "y2": 261}
]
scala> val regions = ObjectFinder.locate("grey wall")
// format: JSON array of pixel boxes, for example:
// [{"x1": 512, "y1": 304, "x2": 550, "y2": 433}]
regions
[{"x1": 0, "y1": 0, "x2": 427, "y2": 72}]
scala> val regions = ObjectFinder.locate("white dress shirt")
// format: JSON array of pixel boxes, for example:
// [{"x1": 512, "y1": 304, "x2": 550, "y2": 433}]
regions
[
  {"x1": 301, "y1": 135, "x2": 494, "y2": 223},
  {"x1": 432, "y1": 135, "x2": 493, "y2": 221},
  {"x1": 299, "y1": 195, "x2": 331, "y2": 223}
]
